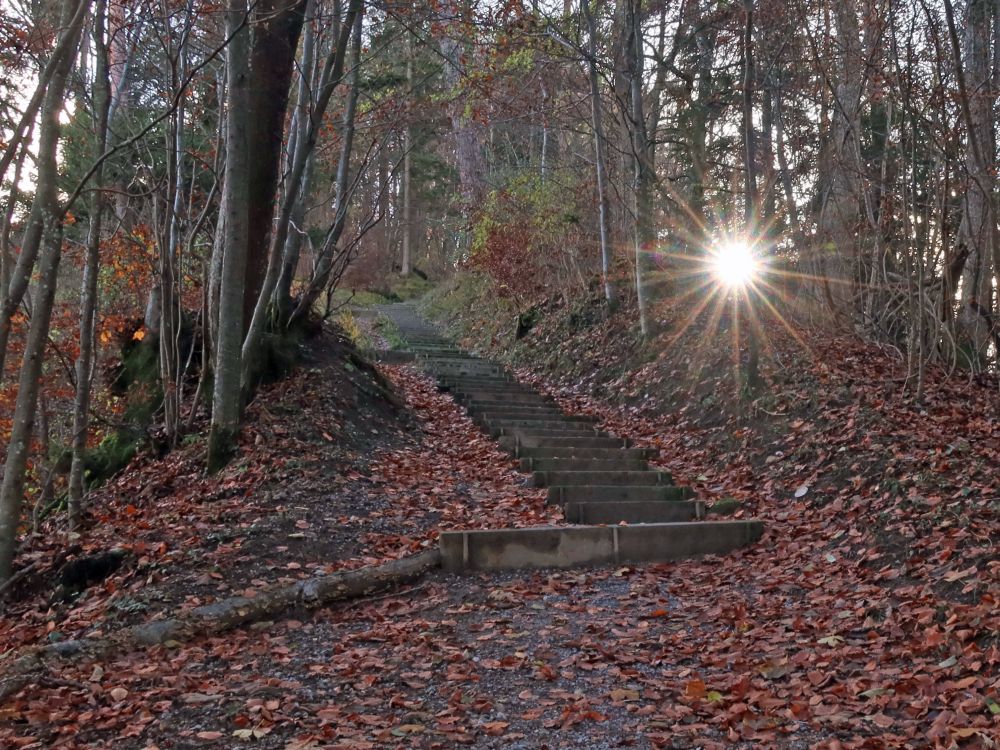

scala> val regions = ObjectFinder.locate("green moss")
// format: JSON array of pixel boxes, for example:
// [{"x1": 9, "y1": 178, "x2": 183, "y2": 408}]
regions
[
  {"x1": 255, "y1": 330, "x2": 303, "y2": 385},
  {"x1": 329, "y1": 287, "x2": 391, "y2": 308},
  {"x1": 388, "y1": 275, "x2": 434, "y2": 301},
  {"x1": 83, "y1": 430, "x2": 141, "y2": 488},
  {"x1": 708, "y1": 497, "x2": 742, "y2": 516},
  {"x1": 207, "y1": 424, "x2": 238, "y2": 474},
  {"x1": 375, "y1": 314, "x2": 405, "y2": 349}
]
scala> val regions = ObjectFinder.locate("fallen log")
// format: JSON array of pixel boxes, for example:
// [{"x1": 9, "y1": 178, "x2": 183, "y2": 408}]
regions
[{"x1": 0, "y1": 548, "x2": 441, "y2": 700}]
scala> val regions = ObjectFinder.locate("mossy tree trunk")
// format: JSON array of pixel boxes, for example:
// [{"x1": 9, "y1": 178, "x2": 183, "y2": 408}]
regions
[{"x1": 208, "y1": 0, "x2": 252, "y2": 472}]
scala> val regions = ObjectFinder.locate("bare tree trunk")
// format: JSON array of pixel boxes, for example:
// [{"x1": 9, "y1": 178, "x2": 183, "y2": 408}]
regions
[
  {"x1": 0, "y1": 0, "x2": 90, "y2": 187},
  {"x1": 241, "y1": 0, "x2": 310, "y2": 329},
  {"x1": 0, "y1": 123, "x2": 32, "y2": 298},
  {"x1": 401, "y1": 32, "x2": 413, "y2": 277},
  {"x1": 773, "y1": 80, "x2": 799, "y2": 231},
  {"x1": 208, "y1": 68, "x2": 228, "y2": 354},
  {"x1": 814, "y1": 0, "x2": 863, "y2": 315},
  {"x1": 440, "y1": 0, "x2": 487, "y2": 205},
  {"x1": 208, "y1": 0, "x2": 252, "y2": 472},
  {"x1": 617, "y1": 0, "x2": 654, "y2": 335},
  {"x1": 0, "y1": 0, "x2": 87, "y2": 581},
  {"x1": 243, "y1": 0, "x2": 362, "y2": 377},
  {"x1": 274, "y1": 0, "x2": 317, "y2": 319},
  {"x1": 952, "y1": 0, "x2": 996, "y2": 364},
  {"x1": 582, "y1": 0, "x2": 615, "y2": 308},
  {"x1": 0, "y1": 0, "x2": 90, "y2": 379},
  {"x1": 159, "y1": 33, "x2": 189, "y2": 444},
  {"x1": 289, "y1": 8, "x2": 364, "y2": 324},
  {"x1": 741, "y1": 0, "x2": 760, "y2": 390},
  {"x1": 69, "y1": 0, "x2": 114, "y2": 527}
]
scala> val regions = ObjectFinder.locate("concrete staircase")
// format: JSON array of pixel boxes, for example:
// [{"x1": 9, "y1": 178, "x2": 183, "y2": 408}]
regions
[{"x1": 376, "y1": 303, "x2": 764, "y2": 572}]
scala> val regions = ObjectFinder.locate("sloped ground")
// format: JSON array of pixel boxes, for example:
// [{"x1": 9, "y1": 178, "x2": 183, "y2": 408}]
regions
[
  {"x1": 431, "y1": 290, "x2": 1000, "y2": 748},
  {"x1": 0, "y1": 329, "x2": 558, "y2": 749},
  {"x1": 3, "y1": 300, "x2": 998, "y2": 749}
]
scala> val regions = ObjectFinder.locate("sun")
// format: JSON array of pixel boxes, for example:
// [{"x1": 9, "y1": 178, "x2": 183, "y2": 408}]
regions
[{"x1": 711, "y1": 241, "x2": 759, "y2": 289}]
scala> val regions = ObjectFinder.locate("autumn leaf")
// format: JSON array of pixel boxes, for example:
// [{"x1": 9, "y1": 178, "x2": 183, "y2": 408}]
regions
[{"x1": 685, "y1": 678, "x2": 707, "y2": 700}]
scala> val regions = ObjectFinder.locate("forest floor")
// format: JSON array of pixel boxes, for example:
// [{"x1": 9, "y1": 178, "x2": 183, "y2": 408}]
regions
[{"x1": 1, "y1": 299, "x2": 998, "y2": 749}]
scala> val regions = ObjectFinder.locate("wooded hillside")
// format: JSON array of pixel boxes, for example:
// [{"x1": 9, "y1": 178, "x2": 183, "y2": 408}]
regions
[{"x1": 1, "y1": 2, "x2": 999, "y2": 746}]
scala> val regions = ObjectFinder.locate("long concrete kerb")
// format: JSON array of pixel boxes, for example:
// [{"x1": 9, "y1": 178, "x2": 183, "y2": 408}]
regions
[{"x1": 439, "y1": 520, "x2": 765, "y2": 572}]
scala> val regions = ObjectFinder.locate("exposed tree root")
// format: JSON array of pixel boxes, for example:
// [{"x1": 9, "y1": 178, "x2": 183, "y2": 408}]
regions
[{"x1": 0, "y1": 548, "x2": 441, "y2": 700}]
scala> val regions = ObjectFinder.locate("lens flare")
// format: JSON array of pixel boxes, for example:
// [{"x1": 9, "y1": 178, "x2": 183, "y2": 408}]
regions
[{"x1": 711, "y1": 241, "x2": 759, "y2": 289}]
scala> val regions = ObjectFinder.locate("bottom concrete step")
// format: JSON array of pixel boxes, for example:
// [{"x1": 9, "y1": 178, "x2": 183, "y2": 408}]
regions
[
  {"x1": 439, "y1": 520, "x2": 764, "y2": 572},
  {"x1": 563, "y1": 499, "x2": 701, "y2": 524},
  {"x1": 547, "y1": 485, "x2": 693, "y2": 503},
  {"x1": 500, "y1": 436, "x2": 634, "y2": 451},
  {"x1": 533, "y1": 470, "x2": 673, "y2": 487}
]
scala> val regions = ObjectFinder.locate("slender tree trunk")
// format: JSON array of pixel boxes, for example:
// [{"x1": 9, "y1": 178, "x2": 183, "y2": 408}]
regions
[
  {"x1": 741, "y1": 0, "x2": 760, "y2": 390},
  {"x1": 0, "y1": 124, "x2": 31, "y2": 298},
  {"x1": 401, "y1": 32, "x2": 413, "y2": 277},
  {"x1": 68, "y1": 0, "x2": 114, "y2": 527},
  {"x1": 0, "y1": 0, "x2": 90, "y2": 187},
  {"x1": 952, "y1": 0, "x2": 996, "y2": 364},
  {"x1": 618, "y1": 0, "x2": 654, "y2": 335},
  {"x1": 159, "y1": 40, "x2": 188, "y2": 444},
  {"x1": 0, "y1": 0, "x2": 86, "y2": 579},
  {"x1": 208, "y1": 0, "x2": 251, "y2": 471},
  {"x1": 582, "y1": 0, "x2": 615, "y2": 308},
  {"x1": 0, "y1": 0, "x2": 90, "y2": 380},
  {"x1": 814, "y1": 0, "x2": 863, "y2": 314},
  {"x1": 289, "y1": 9, "x2": 364, "y2": 324},
  {"x1": 773, "y1": 81, "x2": 799, "y2": 231},
  {"x1": 274, "y1": 0, "x2": 317, "y2": 319},
  {"x1": 440, "y1": 0, "x2": 487, "y2": 205}
]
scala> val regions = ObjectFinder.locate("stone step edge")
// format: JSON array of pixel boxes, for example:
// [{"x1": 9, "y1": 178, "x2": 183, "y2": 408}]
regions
[{"x1": 439, "y1": 520, "x2": 764, "y2": 572}]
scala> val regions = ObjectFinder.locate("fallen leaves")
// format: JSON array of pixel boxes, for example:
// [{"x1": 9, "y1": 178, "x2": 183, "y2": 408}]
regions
[{"x1": 4, "y1": 312, "x2": 1000, "y2": 748}]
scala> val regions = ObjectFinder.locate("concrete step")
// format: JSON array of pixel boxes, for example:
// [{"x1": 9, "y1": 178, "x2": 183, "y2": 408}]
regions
[
  {"x1": 463, "y1": 399, "x2": 558, "y2": 410},
  {"x1": 439, "y1": 373, "x2": 511, "y2": 381},
  {"x1": 469, "y1": 406, "x2": 564, "y2": 418},
  {"x1": 533, "y1": 470, "x2": 673, "y2": 487},
  {"x1": 474, "y1": 410, "x2": 594, "y2": 423},
  {"x1": 521, "y1": 457, "x2": 648, "y2": 473},
  {"x1": 499, "y1": 435, "x2": 633, "y2": 450},
  {"x1": 495, "y1": 427, "x2": 611, "y2": 439},
  {"x1": 563, "y1": 499, "x2": 701, "y2": 524},
  {"x1": 547, "y1": 484, "x2": 691, "y2": 504},
  {"x1": 458, "y1": 390, "x2": 551, "y2": 404},
  {"x1": 439, "y1": 520, "x2": 765, "y2": 571},
  {"x1": 448, "y1": 385, "x2": 525, "y2": 394},
  {"x1": 486, "y1": 418, "x2": 600, "y2": 432},
  {"x1": 476, "y1": 415, "x2": 581, "y2": 428},
  {"x1": 422, "y1": 361, "x2": 500, "y2": 371},
  {"x1": 445, "y1": 380, "x2": 523, "y2": 390},
  {"x1": 475, "y1": 413, "x2": 574, "y2": 427},
  {"x1": 516, "y1": 446, "x2": 655, "y2": 461},
  {"x1": 420, "y1": 358, "x2": 493, "y2": 366},
  {"x1": 448, "y1": 382, "x2": 532, "y2": 391},
  {"x1": 453, "y1": 390, "x2": 541, "y2": 402}
]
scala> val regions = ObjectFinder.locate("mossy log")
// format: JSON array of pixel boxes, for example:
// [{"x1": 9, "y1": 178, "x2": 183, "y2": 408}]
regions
[{"x1": 0, "y1": 548, "x2": 440, "y2": 700}]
